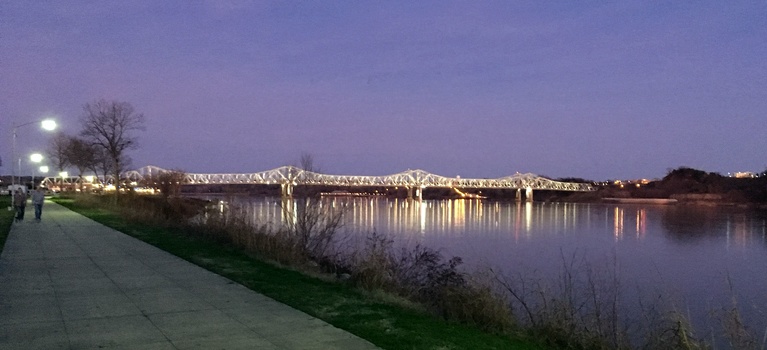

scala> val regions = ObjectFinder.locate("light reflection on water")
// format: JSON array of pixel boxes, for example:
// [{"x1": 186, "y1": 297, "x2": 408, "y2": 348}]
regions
[{"x1": 202, "y1": 195, "x2": 767, "y2": 338}]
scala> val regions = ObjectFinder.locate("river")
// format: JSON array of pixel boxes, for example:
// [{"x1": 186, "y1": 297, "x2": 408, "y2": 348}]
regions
[{"x1": 204, "y1": 195, "x2": 767, "y2": 343}]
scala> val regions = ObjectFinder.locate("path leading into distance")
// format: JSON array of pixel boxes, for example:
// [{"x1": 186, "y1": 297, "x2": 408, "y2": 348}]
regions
[{"x1": 0, "y1": 201, "x2": 379, "y2": 350}]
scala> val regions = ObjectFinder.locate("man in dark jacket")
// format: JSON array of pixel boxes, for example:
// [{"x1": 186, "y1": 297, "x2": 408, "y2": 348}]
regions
[{"x1": 13, "y1": 189, "x2": 27, "y2": 222}]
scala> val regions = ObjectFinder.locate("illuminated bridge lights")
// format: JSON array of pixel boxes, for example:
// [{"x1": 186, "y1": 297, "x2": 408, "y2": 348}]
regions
[
  {"x1": 120, "y1": 165, "x2": 595, "y2": 192},
  {"x1": 39, "y1": 165, "x2": 595, "y2": 200}
]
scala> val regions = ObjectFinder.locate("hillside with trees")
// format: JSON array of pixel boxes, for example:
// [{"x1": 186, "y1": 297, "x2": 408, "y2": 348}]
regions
[{"x1": 590, "y1": 167, "x2": 767, "y2": 205}]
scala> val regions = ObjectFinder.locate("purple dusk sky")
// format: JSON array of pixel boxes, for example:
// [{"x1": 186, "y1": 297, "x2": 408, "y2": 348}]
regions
[{"x1": 2, "y1": 1, "x2": 765, "y2": 181}]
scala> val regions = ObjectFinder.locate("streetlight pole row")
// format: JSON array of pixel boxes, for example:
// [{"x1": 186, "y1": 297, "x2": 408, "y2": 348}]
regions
[{"x1": 11, "y1": 119, "x2": 57, "y2": 186}]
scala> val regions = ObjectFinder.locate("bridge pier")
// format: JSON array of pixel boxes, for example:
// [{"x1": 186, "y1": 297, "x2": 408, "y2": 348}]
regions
[
  {"x1": 281, "y1": 197, "x2": 296, "y2": 226},
  {"x1": 406, "y1": 186, "x2": 424, "y2": 201},
  {"x1": 281, "y1": 182, "x2": 294, "y2": 198},
  {"x1": 515, "y1": 188, "x2": 533, "y2": 202}
]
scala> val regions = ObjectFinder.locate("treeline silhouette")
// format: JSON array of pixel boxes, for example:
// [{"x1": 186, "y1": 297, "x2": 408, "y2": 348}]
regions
[{"x1": 652, "y1": 167, "x2": 767, "y2": 203}]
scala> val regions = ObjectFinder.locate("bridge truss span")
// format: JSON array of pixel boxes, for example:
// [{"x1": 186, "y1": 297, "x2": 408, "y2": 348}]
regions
[{"x1": 122, "y1": 165, "x2": 594, "y2": 199}]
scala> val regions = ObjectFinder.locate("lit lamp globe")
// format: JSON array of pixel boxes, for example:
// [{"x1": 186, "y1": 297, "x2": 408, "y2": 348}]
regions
[
  {"x1": 30, "y1": 153, "x2": 43, "y2": 163},
  {"x1": 41, "y1": 119, "x2": 57, "y2": 131},
  {"x1": 29, "y1": 153, "x2": 44, "y2": 187}
]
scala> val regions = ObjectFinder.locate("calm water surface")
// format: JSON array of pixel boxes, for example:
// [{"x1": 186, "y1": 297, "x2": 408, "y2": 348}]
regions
[{"x1": 211, "y1": 196, "x2": 767, "y2": 335}]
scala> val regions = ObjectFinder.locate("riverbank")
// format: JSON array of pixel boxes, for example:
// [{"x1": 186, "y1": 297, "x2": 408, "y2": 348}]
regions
[
  {"x1": 599, "y1": 196, "x2": 765, "y2": 208},
  {"x1": 42, "y1": 194, "x2": 763, "y2": 349},
  {"x1": 601, "y1": 197, "x2": 678, "y2": 204},
  {"x1": 47, "y1": 195, "x2": 542, "y2": 350}
]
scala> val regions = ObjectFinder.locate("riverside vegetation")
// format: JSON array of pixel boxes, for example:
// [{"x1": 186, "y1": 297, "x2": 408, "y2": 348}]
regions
[
  {"x1": 1, "y1": 196, "x2": 14, "y2": 252},
  {"x1": 43, "y1": 194, "x2": 766, "y2": 350},
  {"x1": 50, "y1": 194, "x2": 540, "y2": 350}
]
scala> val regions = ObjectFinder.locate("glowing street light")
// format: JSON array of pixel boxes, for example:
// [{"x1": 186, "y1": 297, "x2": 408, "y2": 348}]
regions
[
  {"x1": 12, "y1": 118, "x2": 58, "y2": 185},
  {"x1": 41, "y1": 119, "x2": 57, "y2": 131},
  {"x1": 30, "y1": 153, "x2": 43, "y2": 187}
]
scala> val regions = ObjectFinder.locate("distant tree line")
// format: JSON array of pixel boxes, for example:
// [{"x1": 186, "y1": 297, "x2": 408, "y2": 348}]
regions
[
  {"x1": 47, "y1": 99, "x2": 145, "y2": 192},
  {"x1": 608, "y1": 166, "x2": 767, "y2": 203},
  {"x1": 661, "y1": 167, "x2": 767, "y2": 201}
]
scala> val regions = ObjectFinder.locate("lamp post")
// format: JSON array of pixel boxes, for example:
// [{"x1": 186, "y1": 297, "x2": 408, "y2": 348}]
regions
[
  {"x1": 12, "y1": 119, "x2": 57, "y2": 185},
  {"x1": 30, "y1": 153, "x2": 43, "y2": 188}
]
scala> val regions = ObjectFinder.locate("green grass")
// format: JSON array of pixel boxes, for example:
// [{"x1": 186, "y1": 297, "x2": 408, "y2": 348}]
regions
[
  {"x1": 0, "y1": 196, "x2": 14, "y2": 252},
  {"x1": 52, "y1": 197, "x2": 544, "y2": 350}
]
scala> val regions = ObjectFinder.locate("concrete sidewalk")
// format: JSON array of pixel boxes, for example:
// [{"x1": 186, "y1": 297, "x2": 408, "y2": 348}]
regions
[{"x1": 0, "y1": 201, "x2": 379, "y2": 350}]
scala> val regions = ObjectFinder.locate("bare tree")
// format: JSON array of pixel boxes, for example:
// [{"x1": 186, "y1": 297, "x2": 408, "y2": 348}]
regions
[
  {"x1": 142, "y1": 169, "x2": 187, "y2": 199},
  {"x1": 89, "y1": 147, "x2": 113, "y2": 190},
  {"x1": 47, "y1": 132, "x2": 71, "y2": 174},
  {"x1": 66, "y1": 137, "x2": 96, "y2": 176},
  {"x1": 65, "y1": 136, "x2": 98, "y2": 191},
  {"x1": 282, "y1": 152, "x2": 345, "y2": 261},
  {"x1": 80, "y1": 99, "x2": 145, "y2": 193},
  {"x1": 158, "y1": 170, "x2": 187, "y2": 198},
  {"x1": 295, "y1": 152, "x2": 321, "y2": 187},
  {"x1": 299, "y1": 152, "x2": 319, "y2": 173},
  {"x1": 286, "y1": 197, "x2": 345, "y2": 261}
]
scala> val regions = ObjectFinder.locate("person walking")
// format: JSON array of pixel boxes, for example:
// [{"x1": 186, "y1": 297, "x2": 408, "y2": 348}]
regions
[
  {"x1": 12, "y1": 189, "x2": 27, "y2": 222},
  {"x1": 31, "y1": 186, "x2": 45, "y2": 222}
]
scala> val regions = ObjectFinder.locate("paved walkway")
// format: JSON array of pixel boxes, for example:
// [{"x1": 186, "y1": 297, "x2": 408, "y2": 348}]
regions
[{"x1": 0, "y1": 201, "x2": 379, "y2": 350}]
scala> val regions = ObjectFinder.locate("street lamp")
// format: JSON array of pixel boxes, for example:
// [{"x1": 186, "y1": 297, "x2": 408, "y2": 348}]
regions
[
  {"x1": 12, "y1": 118, "x2": 57, "y2": 185},
  {"x1": 41, "y1": 120, "x2": 57, "y2": 131},
  {"x1": 30, "y1": 153, "x2": 43, "y2": 187}
]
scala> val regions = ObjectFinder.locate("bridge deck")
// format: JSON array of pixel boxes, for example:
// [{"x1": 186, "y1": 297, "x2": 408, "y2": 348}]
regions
[
  {"x1": 129, "y1": 166, "x2": 594, "y2": 192},
  {"x1": 42, "y1": 166, "x2": 595, "y2": 192}
]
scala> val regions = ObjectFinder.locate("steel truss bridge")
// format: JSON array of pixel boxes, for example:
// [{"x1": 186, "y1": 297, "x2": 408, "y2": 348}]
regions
[{"x1": 124, "y1": 165, "x2": 594, "y2": 200}]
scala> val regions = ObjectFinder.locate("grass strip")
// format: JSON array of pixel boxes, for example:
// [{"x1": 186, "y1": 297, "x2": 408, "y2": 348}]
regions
[
  {"x1": 53, "y1": 197, "x2": 543, "y2": 350},
  {"x1": 0, "y1": 196, "x2": 14, "y2": 251}
]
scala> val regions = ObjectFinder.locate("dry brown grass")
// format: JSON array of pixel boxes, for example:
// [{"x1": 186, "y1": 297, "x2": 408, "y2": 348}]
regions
[{"x1": 493, "y1": 251, "x2": 710, "y2": 350}]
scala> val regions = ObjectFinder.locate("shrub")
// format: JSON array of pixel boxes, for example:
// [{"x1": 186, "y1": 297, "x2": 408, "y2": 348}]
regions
[{"x1": 280, "y1": 198, "x2": 346, "y2": 263}]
